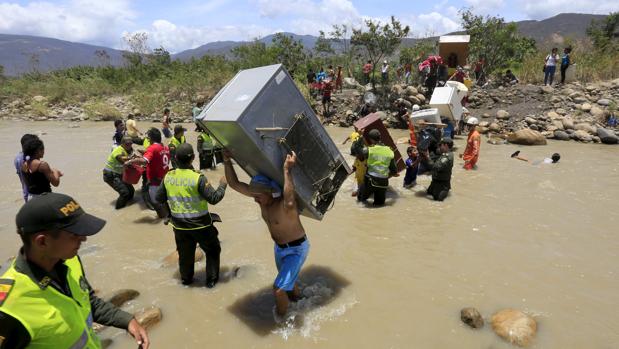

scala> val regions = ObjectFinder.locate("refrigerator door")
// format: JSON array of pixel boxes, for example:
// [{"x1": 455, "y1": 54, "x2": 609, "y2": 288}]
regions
[{"x1": 195, "y1": 64, "x2": 350, "y2": 220}]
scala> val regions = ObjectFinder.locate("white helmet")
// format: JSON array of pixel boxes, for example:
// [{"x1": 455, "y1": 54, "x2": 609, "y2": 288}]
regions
[
  {"x1": 466, "y1": 117, "x2": 479, "y2": 125},
  {"x1": 412, "y1": 104, "x2": 420, "y2": 111}
]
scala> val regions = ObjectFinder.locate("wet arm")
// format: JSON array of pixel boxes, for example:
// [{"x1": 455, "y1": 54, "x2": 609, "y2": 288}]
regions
[
  {"x1": 223, "y1": 160, "x2": 252, "y2": 197},
  {"x1": 283, "y1": 165, "x2": 296, "y2": 210},
  {"x1": 198, "y1": 175, "x2": 226, "y2": 205}
]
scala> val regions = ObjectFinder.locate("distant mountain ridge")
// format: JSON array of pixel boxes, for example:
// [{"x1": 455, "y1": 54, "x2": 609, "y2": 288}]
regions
[
  {"x1": 0, "y1": 13, "x2": 608, "y2": 76},
  {"x1": 0, "y1": 34, "x2": 126, "y2": 76},
  {"x1": 171, "y1": 32, "x2": 319, "y2": 61}
]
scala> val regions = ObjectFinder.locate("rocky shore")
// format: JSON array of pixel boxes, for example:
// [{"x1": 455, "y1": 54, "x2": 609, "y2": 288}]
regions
[
  {"x1": 313, "y1": 78, "x2": 619, "y2": 145},
  {"x1": 2, "y1": 78, "x2": 618, "y2": 145}
]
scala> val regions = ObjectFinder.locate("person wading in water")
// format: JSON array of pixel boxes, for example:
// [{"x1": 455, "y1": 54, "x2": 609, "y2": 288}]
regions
[{"x1": 223, "y1": 151, "x2": 309, "y2": 318}]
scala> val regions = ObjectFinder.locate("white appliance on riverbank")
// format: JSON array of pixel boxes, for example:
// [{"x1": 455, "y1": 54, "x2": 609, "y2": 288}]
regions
[
  {"x1": 195, "y1": 64, "x2": 350, "y2": 220},
  {"x1": 429, "y1": 85, "x2": 464, "y2": 122}
]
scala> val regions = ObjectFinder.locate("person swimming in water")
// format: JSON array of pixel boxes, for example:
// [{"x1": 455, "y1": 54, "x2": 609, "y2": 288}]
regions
[
  {"x1": 223, "y1": 151, "x2": 309, "y2": 317},
  {"x1": 511, "y1": 151, "x2": 560, "y2": 164}
]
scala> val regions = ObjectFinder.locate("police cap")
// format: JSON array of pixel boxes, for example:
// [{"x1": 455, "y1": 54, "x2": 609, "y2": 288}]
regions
[{"x1": 16, "y1": 193, "x2": 106, "y2": 236}]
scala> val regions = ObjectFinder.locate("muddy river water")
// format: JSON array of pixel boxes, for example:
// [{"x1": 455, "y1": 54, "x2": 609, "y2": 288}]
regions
[{"x1": 0, "y1": 121, "x2": 618, "y2": 348}]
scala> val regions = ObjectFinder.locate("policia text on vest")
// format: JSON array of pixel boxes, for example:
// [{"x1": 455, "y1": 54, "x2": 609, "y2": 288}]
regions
[
  {"x1": 358, "y1": 144, "x2": 397, "y2": 206},
  {"x1": 155, "y1": 165, "x2": 227, "y2": 287}
]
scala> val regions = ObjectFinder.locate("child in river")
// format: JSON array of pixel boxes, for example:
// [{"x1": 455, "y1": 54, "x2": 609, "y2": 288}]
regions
[{"x1": 404, "y1": 146, "x2": 420, "y2": 188}]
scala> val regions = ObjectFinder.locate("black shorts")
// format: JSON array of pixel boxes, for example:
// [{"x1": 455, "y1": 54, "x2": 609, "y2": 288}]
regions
[{"x1": 322, "y1": 95, "x2": 331, "y2": 104}]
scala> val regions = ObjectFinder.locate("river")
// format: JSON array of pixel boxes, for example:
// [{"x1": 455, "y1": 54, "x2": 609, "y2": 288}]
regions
[{"x1": 0, "y1": 121, "x2": 617, "y2": 348}]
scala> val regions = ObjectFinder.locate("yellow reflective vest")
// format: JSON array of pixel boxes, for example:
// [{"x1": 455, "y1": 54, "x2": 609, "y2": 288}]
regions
[
  {"x1": 163, "y1": 169, "x2": 211, "y2": 230},
  {"x1": 198, "y1": 133, "x2": 213, "y2": 151},
  {"x1": 0, "y1": 257, "x2": 101, "y2": 349},
  {"x1": 169, "y1": 135, "x2": 186, "y2": 149},
  {"x1": 367, "y1": 145, "x2": 394, "y2": 178},
  {"x1": 104, "y1": 146, "x2": 128, "y2": 174}
]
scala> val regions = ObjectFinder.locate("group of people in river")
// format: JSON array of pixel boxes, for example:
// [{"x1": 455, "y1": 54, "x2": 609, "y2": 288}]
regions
[
  {"x1": 343, "y1": 114, "x2": 482, "y2": 205},
  {"x1": 3, "y1": 106, "x2": 312, "y2": 347}
]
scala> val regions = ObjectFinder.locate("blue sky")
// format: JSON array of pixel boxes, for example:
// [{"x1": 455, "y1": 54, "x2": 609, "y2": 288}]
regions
[{"x1": 1, "y1": 0, "x2": 617, "y2": 53}]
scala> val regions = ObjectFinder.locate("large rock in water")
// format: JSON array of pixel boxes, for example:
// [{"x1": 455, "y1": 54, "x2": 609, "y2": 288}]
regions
[
  {"x1": 135, "y1": 307, "x2": 162, "y2": 330},
  {"x1": 507, "y1": 129, "x2": 547, "y2": 145},
  {"x1": 491, "y1": 309, "x2": 537, "y2": 347},
  {"x1": 107, "y1": 289, "x2": 140, "y2": 307},
  {"x1": 597, "y1": 128, "x2": 619, "y2": 144},
  {"x1": 161, "y1": 249, "x2": 205, "y2": 268}
]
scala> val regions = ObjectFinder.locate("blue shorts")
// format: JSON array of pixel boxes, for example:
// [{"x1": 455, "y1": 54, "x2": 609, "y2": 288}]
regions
[{"x1": 273, "y1": 239, "x2": 310, "y2": 291}]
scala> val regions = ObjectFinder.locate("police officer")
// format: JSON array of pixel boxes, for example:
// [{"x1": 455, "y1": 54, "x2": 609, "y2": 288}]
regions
[
  {"x1": 196, "y1": 126, "x2": 215, "y2": 170},
  {"x1": 358, "y1": 129, "x2": 398, "y2": 206},
  {"x1": 168, "y1": 125, "x2": 187, "y2": 169},
  {"x1": 156, "y1": 143, "x2": 227, "y2": 287},
  {"x1": 422, "y1": 137, "x2": 454, "y2": 201},
  {"x1": 103, "y1": 136, "x2": 135, "y2": 209},
  {"x1": 0, "y1": 192, "x2": 150, "y2": 349}
]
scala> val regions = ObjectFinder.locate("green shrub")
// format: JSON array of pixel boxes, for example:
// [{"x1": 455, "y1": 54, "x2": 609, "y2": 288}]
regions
[
  {"x1": 84, "y1": 100, "x2": 122, "y2": 120},
  {"x1": 30, "y1": 101, "x2": 49, "y2": 116}
]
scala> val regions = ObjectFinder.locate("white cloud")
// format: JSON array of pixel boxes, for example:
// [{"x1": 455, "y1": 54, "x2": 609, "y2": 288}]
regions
[
  {"x1": 254, "y1": 0, "x2": 459, "y2": 39},
  {"x1": 254, "y1": 0, "x2": 361, "y2": 34},
  {"x1": 0, "y1": 0, "x2": 135, "y2": 47},
  {"x1": 519, "y1": 0, "x2": 619, "y2": 19},
  {"x1": 414, "y1": 11, "x2": 461, "y2": 36},
  {"x1": 131, "y1": 20, "x2": 273, "y2": 53},
  {"x1": 464, "y1": 0, "x2": 505, "y2": 13}
]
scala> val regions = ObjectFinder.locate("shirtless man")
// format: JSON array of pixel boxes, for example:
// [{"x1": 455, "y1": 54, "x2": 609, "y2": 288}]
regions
[{"x1": 223, "y1": 151, "x2": 309, "y2": 317}]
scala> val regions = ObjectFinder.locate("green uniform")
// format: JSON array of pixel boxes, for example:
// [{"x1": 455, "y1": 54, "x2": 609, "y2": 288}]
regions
[
  {"x1": 0, "y1": 252, "x2": 132, "y2": 349},
  {"x1": 163, "y1": 169, "x2": 211, "y2": 230},
  {"x1": 358, "y1": 144, "x2": 397, "y2": 206},
  {"x1": 104, "y1": 146, "x2": 128, "y2": 174},
  {"x1": 424, "y1": 151, "x2": 453, "y2": 201},
  {"x1": 158, "y1": 168, "x2": 227, "y2": 286},
  {"x1": 197, "y1": 133, "x2": 214, "y2": 170},
  {"x1": 103, "y1": 146, "x2": 134, "y2": 209},
  {"x1": 169, "y1": 136, "x2": 186, "y2": 169},
  {"x1": 366, "y1": 145, "x2": 395, "y2": 179},
  {"x1": 198, "y1": 133, "x2": 213, "y2": 151},
  {"x1": 169, "y1": 135, "x2": 186, "y2": 149}
]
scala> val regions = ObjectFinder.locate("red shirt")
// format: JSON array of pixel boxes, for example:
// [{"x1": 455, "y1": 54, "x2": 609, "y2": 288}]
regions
[
  {"x1": 323, "y1": 82, "x2": 332, "y2": 97},
  {"x1": 143, "y1": 143, "x2": 170, "y2": 185}
]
